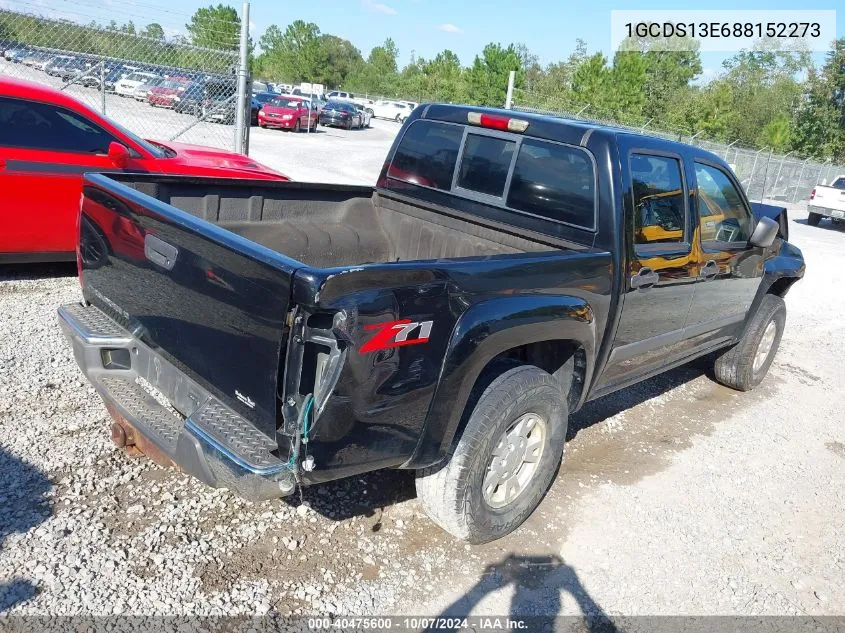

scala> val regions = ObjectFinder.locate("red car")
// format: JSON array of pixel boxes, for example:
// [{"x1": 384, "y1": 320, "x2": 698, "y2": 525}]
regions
[
  {"x1": 257, "y1": 95, "x2": 318, "y2": 132},
  {"x1": 0, "y1": 77, "x2": 287, "y2": 263},
  {"x1": 147, "y1": 78, "x2": 191, "y2": 108}
]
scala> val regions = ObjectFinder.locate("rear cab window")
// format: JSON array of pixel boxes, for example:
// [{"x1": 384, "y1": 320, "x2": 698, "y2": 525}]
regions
[
  {"x1": 385, "y1": 119, "x2": 597, "y2": 238},
  {"x1": 832, "y1": 177, "x2": 845, "y2": 190}
]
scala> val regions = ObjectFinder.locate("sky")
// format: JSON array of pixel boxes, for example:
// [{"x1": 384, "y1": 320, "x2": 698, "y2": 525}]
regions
[{"x1": 10, "y1": 0, "x2": 845, "y2": 83}]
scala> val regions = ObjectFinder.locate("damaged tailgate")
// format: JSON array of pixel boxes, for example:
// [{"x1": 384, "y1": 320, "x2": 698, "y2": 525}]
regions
[{"x1": 77, "y1": 173, "x2": 300, "y2": 437}]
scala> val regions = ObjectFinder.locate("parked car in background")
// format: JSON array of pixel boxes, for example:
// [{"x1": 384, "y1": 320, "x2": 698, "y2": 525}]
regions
[
  {"x1": 21, "y1": 51, "x2": 46, "y2": 67},
  {"x1": 0, "y1": 77, "x2": 287, "y2": 263},
  {"x1": 353, "y1": 103, "x2": 371, "y2": 127},
  {"x1": 8, "y1": 49, "x2": 30, "y2": 63},
  {"x1": 807, "y1": 176, "x2": 845, "y2": 226},
  {"x1": 370, "y1": 99, "x2": 411, "y2": 122},
  {"x1": 401, "y1": 100, "x2": 419, "y2": 111},
  {"x1": 253, "y1": 92, "x2": 278, "y2": 111},
  {"x1": 173, "y1": 82, "x2": 204, "y2": 116},
  {"x1": 319, "y1": 100, "x2": 364, "y2": 129},
  {"x1": 147, "y1": 78, "x2": 191, "y2": 108},
  {"x1": 59, "y1": 59, "x2": 90, "y2": 83},
  {"x1": 258, "y1": 94, "x2": 318, "y2": 132},
  {"x1": 83, "y1": 65, "x2": 124, "y2": 91},
  {"x1": 132, "y1": 76, "x2": 164, "y2": 102},
  {"x1": 114, "y1": 72, "x2": 158, "y2": 97},
  {"x1": 326, "y1": 90, "x2": 354, "y2": 100},
  {"x1": 44, "y1": 55, "x2": 75, "y2": 77}
]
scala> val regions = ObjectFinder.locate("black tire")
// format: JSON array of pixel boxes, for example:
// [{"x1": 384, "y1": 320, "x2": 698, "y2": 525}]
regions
[
  {"x1": 807, "y1": 212, "x2": 822, "y2": 226},
  {"x1": 294, "y1": 119, "x2": 301, "y2": 133},
  {"x1": 415, "y1": 365, "x2": 568, "y2": 543},
  {"x1": 713, "y1": 294, "x2": 786, "y2": 392}
]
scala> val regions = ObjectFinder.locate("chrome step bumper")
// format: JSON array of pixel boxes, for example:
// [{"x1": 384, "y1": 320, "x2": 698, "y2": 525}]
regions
[{"x1": 58, "y1": 302, "x2": 295, "y2": 500}]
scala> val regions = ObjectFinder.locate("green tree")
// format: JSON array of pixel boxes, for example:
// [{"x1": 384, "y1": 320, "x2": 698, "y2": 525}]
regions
[
  {"x1": 256, "y1": 20, "x2": 322, "y2": 82},
  {"x1": 467, "y1": 42, "x2": 521, "y2": 106},
  {"x1": 423, "y1": 50, "x2": 465, "y2": 102},
  {"x1": 791, "y1": 38, "x2": 845, "y2": 161},
  {"x1": 571, "y1": 53, "x2": 610, "y2": 114},
  {"x1": 186, "y1": 4, "x2": 240, "y2": 50},
  {"x1": 141, "y1": 23, "x2": 165, "y2": 40}
]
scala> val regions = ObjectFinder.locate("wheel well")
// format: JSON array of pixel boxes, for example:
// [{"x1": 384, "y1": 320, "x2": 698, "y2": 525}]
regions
[
  {"x1": 768, "y1": 277, "x2": 798, "y2": 298},
  {"x1": 449, "y1": 340, "x2": 586, "y2": 450}
]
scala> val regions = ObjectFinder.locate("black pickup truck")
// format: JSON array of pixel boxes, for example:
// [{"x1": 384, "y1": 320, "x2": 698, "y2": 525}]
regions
[{"x1": 59, "y1": 104, "x2": 805, "y2": 542}]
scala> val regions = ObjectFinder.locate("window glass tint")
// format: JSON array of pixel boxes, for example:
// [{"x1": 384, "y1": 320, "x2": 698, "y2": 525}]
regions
[
  {"x1": 694, "y1": 163, "x2": 751, "y2": 243},
  {"x1": 832, "y1": 177, "x2": 845, "y2": 190},
  {"x1": 631, "y1": 154, "x2": 686, "y2": 245},
  {"x1": 387, "y1": 120, "x2": 463, "y2": 190},
  {"x1": 507, "y1": 139, "x2": 595, "y2": 228},
  {"x1": 457, "y1": 134, "x2": 516, "y2": 197},
  {"x1": 0, "y1": 96, "x2": 116, "y2": 154}
]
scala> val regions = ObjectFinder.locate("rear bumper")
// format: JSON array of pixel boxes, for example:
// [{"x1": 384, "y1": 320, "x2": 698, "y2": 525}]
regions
[
  {"x1": 808, "y1": 204, "x2": 845, "y2": 219},
  {"x1": 57, "y1": 302, "x2": 296, "y2": 501}
]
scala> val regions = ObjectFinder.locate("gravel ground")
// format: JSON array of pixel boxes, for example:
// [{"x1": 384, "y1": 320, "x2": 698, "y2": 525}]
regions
[{"x1": 0, "y1": 104, "x2": 843, "y2": 617}]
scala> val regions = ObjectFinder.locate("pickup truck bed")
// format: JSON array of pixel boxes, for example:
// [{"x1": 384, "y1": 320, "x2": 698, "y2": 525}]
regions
[{"x1": 127, "y1": 176, "x2": 551, "y2": 266}]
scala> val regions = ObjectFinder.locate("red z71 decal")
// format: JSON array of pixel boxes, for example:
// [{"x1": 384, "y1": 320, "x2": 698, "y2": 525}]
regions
[{"x1": 359, "y1": 319, "x2": 434, "y2": 354}]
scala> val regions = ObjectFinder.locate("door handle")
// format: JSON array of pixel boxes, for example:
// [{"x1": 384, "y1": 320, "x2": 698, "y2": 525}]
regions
[
  {"x1": 699, "y1": 260, "x2": 719, "y2": 280},
  {"x1": 631, "y1": 267, "x2": 659, "y2": 289}
]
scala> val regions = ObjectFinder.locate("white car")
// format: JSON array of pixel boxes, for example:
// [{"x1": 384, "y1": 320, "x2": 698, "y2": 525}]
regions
[
  {"x1": 370, "y1": 100, "x2": 412, "y2": 122},
  {"x1": 326, "y1": 90, "x2": 355, "y2": 101},
  {"x1": 114, "y1": 72, "x2": 159, "y2": 97}
]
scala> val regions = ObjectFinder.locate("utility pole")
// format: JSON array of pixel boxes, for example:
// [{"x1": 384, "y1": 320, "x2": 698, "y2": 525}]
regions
[
  {"x1": 504, "y1": 70, "x2": 515, "y2": 109},
  {"x1": 233, "y1": 1, "x2": 250, "y2": 154}
]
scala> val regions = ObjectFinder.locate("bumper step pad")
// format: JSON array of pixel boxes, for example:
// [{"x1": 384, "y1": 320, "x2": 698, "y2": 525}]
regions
[{"x1": 58, "y1": 303, "x2": 291, "y2": 498}]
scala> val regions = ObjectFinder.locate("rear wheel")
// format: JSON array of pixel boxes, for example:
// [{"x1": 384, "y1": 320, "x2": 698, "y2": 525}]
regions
[
  {"x1": 713, "y1": 294, "x2": 786, "y2": 391},
  {"x1": 415, "y1": 365, "x2": 568, "y2": 543},
  {"x1": 807, "y1": 212, "x2": 822, "y2": 226},
  {"x1": 294, "y1": 119, "x2": 301, "y2": 133}
]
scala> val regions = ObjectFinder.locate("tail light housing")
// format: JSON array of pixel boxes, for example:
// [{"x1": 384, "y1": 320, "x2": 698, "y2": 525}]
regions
[
  {"x1": 810, "y1": 187, "x2": 816, "y2": 200},
  {"x1": 467, "y1": 111, "x2": 529, "y2": 133}
]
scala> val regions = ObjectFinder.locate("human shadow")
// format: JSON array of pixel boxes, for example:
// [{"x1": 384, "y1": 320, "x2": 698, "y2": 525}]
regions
[
  {"x1": 0, "y1": 446, "x2": 53, "y2": 612},
  {"x1": 432, "y1": 554, "x2": 617, "y2": 633}
]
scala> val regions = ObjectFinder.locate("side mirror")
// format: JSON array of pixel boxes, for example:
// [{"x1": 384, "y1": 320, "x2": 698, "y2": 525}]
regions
[
  {"x1": 107, "y1": 142, "x2": 130, "y2": 169},
  {"x1": 749, "y1": 216, "x2": 779, "y2": 248}
]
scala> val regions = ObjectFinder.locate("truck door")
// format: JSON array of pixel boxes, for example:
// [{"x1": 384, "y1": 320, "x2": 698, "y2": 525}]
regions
[
  {"x1": 598, "y1": 150, "x2": 697, "y2": 389},
  {"x1": 683, "y1": 160, "x2": 764, "y2": 346}
]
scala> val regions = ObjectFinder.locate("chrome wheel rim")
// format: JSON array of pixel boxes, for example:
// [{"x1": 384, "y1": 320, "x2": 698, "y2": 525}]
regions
[
  {"x1": 482, "y1": 413, "x2": 547, "y2": 509},
  {"x1": 754, "y1": 320, "x2": 777, "y2": 373}
]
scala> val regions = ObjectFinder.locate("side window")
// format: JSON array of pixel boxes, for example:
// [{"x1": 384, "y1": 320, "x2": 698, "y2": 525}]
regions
[
  {"x1": 831, "y1": 177, "x2": 845, "y2": 190},
  {"x1": 630, "y1": 154, "x2": 686, "y2": 245},
  {"x1": 694, "y1": 162, "x2": 752, "y2": 244},
  {"x1": 387, "y1": 120, "x2": 463, "y2": 190},
  {"x1": 507, "y1": 139, "x2": 596, "y2": 229},
  {"x1": 456, "y1": 134, "x2": 516, "y2": 197},
  {"x1": 0, "y1": 96, "x2": 117, "y2": 154}
]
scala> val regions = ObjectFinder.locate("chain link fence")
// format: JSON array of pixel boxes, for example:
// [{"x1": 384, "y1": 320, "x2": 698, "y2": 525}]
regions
[
  {"x1": 1, "y1": 5, "x2": 245, "y2": 151},
  {"x1": 512, "y1": 88, "x2": 845, "y2": 205}
]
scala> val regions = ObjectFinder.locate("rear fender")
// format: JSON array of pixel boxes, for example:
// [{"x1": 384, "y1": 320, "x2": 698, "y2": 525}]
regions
[{"x1": 404, "y1": 295, "x2": 596, "y2": 468}]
